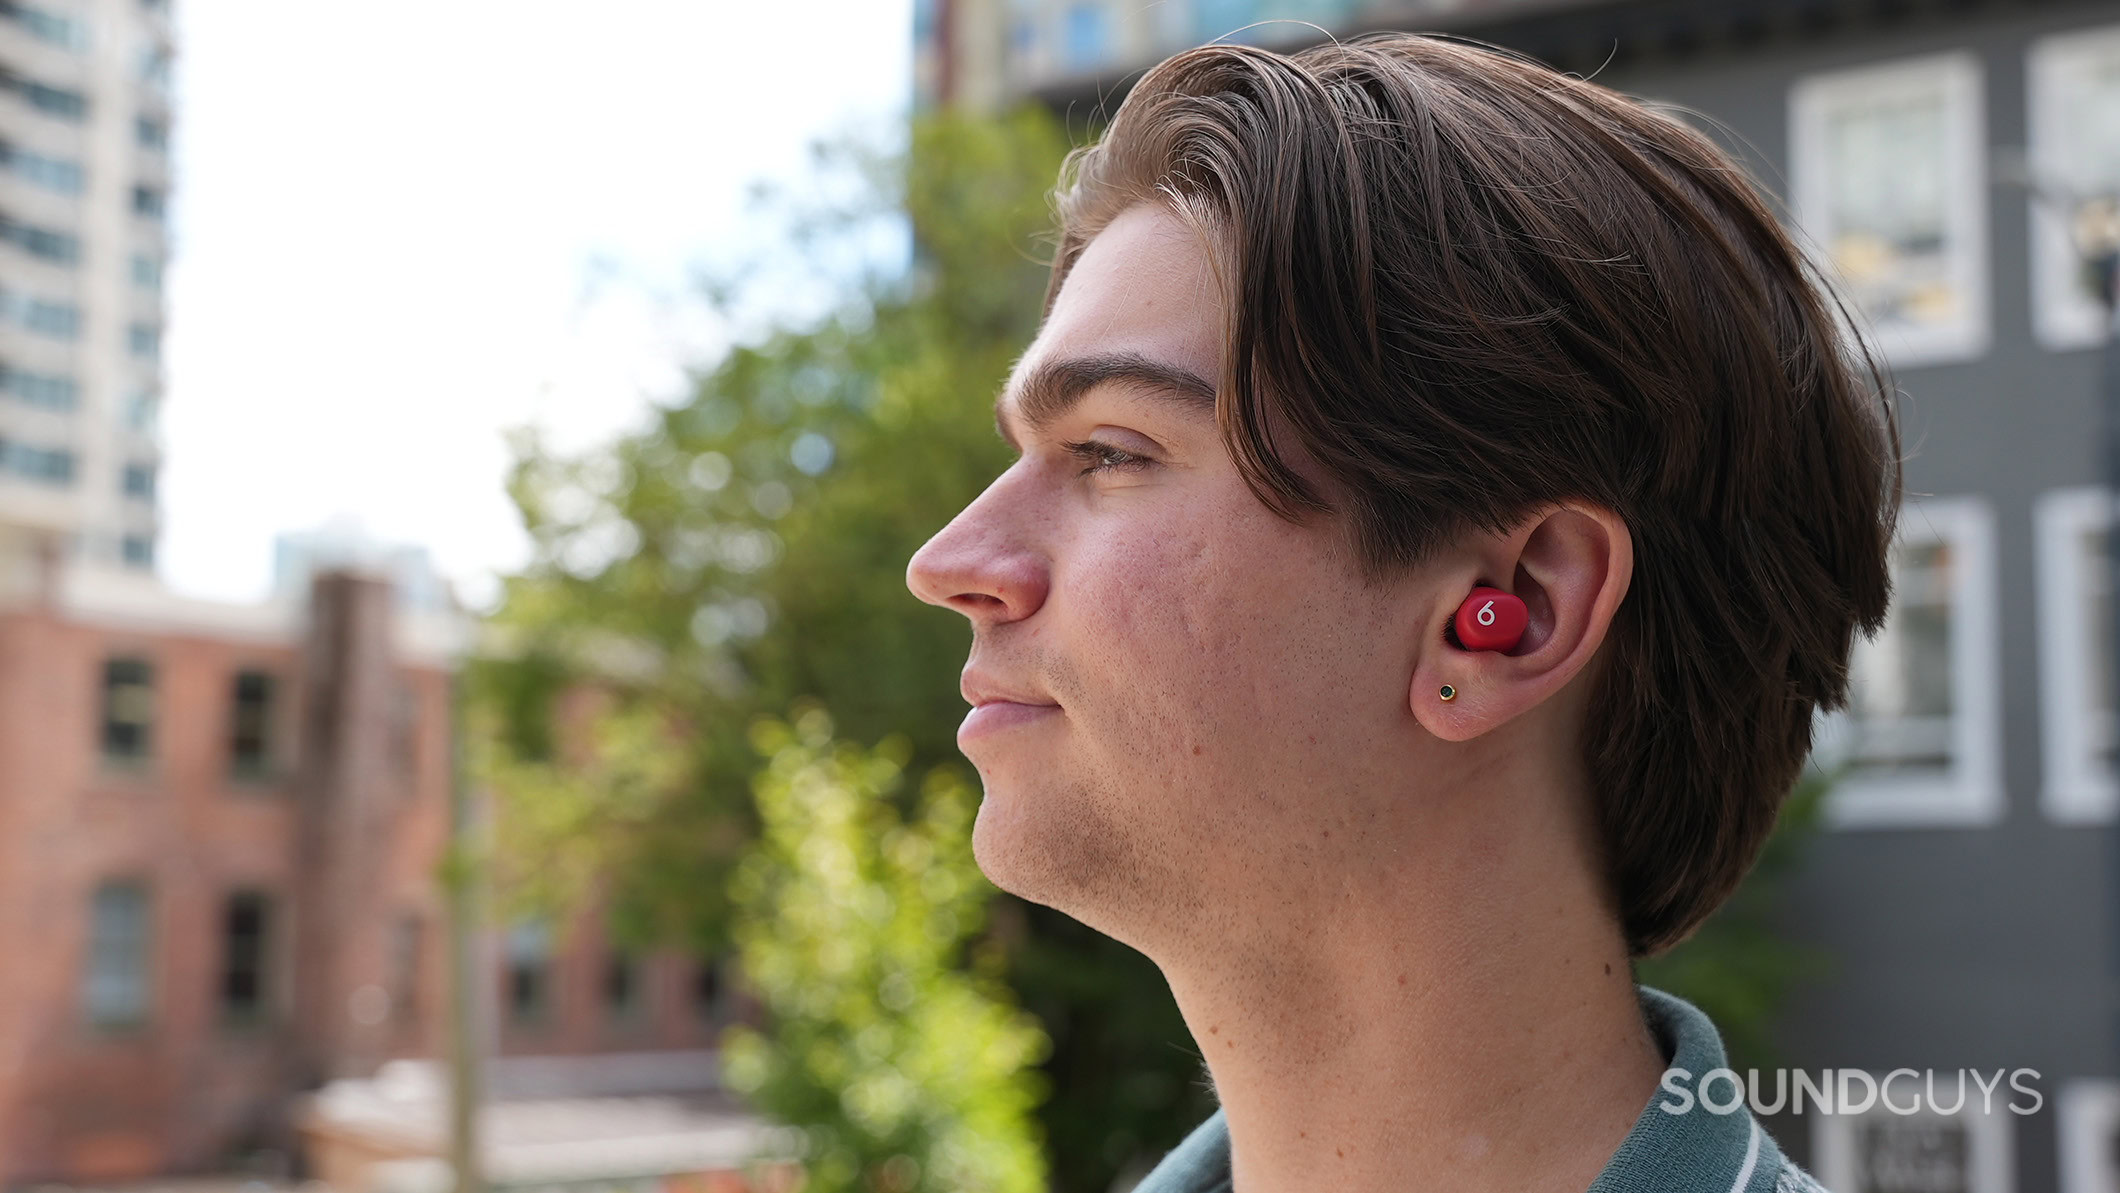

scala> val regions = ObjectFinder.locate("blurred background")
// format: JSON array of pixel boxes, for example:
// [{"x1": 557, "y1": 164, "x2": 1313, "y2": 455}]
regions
[{"x1": 0, "y1": 0, "x2": 2112, "y2": 1190}]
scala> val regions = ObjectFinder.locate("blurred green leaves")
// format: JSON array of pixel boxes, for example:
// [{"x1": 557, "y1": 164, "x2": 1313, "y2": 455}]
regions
[{"x1": 721, "y1": 708, "x2": 1050, "y2": 1192}]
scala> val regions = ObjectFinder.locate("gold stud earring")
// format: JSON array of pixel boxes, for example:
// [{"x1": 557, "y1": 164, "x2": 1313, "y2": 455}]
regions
[{"x1": 1438, "y1": 684, "x2": 1457, "y2": 702}]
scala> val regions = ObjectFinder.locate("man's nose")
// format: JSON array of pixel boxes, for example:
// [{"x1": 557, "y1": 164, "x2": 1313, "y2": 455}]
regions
[{"x1": 905, "y1": 497, "x2": 1050, "y2": 627}]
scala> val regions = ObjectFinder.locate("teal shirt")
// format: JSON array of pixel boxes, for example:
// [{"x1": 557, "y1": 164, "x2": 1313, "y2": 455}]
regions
[{"x1": 1128, "y1": 986, "x2": 1830, "y2": 1193}]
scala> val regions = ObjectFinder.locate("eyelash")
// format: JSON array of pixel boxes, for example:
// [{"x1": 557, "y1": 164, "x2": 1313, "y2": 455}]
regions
[{"x1": 1061, "y1": 438, "x2": 1153, "y2": 477}]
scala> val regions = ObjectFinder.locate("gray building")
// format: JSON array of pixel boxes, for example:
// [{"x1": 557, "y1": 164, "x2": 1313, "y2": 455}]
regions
[
  {"x1": 0, "y1": 0, "x2": 172, "y2": 574},
  {"x1": 919, "y1": 2, "x2": 2120, "y2": 1190}
]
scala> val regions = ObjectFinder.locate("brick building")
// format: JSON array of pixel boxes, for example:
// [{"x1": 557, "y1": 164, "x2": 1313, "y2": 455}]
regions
[{"x1": 0, "y1": 529, "x2": 759, "y2": 1184}]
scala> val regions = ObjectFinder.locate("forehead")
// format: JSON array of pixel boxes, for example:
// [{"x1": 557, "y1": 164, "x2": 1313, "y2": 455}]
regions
[{"x1": 1019, "y1": 204, "x2": 1225, "y2": 397}]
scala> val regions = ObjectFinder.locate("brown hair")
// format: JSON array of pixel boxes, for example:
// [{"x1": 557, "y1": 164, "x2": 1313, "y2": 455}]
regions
[{"x1": 1044, "y1": 33, "x2": 1901, "y2": 956}]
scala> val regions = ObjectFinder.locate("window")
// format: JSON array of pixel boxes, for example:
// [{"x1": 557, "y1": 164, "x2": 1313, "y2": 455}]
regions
[
  {"x1": 82, "y1": 881, "x2": 150, "y2": 1028},
  {"x1": 1813, "y1": 498, "x2": 2001, "y2": 826},
  {"x1": 21, "y1": 81, "x2": 87, "y2": 121},
  {"x1": 1812, "y1": 1081, "x2": 2015, "y2": 1193},
  {"x1": 2037, "y1": 487, "x2": 2120, "y2": 822},
  {"x1": 228, "y1": 669, "x2": 275, "y2": 778},
  {"x1": 693, "y1": 957, "x2": 723, "y2": 1025},
  {"x1": 127, "y1": 322, "x2": 159, "y2": 360},
  {"x1": 2029, "y1": 25, "x2": 2120, "y2": 349},
  {"x1": 1790, "y1": 53, "x2": 1988, "y2": 367},
  {"x1": 1004, "y1": 0, "x2": 1039, "y2": 70},
  {"x1": 101, "y1": 656, "x2": 154, "y2": 762},
  {"x1": 24, "y1": 152, "x2": 82, "y2": 193},
  {"x1": 1061, "y1": 2, "x2": 1111, "y2": 72},
  {"x1": 391, "y1": 680, "x2": 419, "y2": 777},
  {"x1": 131, "y1": 253, "x2": 161, "y2": 289},
  {"x1": 27, "y1": 299, "x2": 78, "y2": 338},
  {"x1": 392, "y1": 915, "x2": 423, "y2": 1026},
  {"x1": 138, "y1": 45, "x2": 171, "y2": 90},
  {"x1": 9, "y1": 5, "x2": 88, "y2": 50},
  {"x1": 122, "y1": 388, "x2": 157, "y2": 431},
  {"x1": 219, "y1": 891, "x2": 274, "y2": 1025},
  {"x1": 605, "y1": 952, "x2": 641, "y2": 1023},
  {"x1": 122, "y1": 462, "x2": 154, "y2": 500},
  {"x1": 120, "y1": 534, "x2": 153, "y2": 568},
  {"x1": 13, "y1": 296, "x2": 79, "y2": 339},
  {"x1": 0, "y1": 215, "x2": 81, "y2": 263},
  {"x1": 1007, "y1": 16, "x2": 1037, "y2": 66},
  {"x1": 0, "y1": 143, "x2": 84, "y2": 194},
  {"x1": 504, "y1": 921, "x2": 551, "y2": 1026},
  {"x1": 2060, "y1": 1079, "x2": 2120, "y2": 1193},
  {"x1": 134, "y1": 116, "x2": 165, "y2": 151},
  {"x1": 130, "y1": 185, "x2": 163, "y2": 219},
  {"x1": 0, "y1": 365, "x2": 77, "y2": 411},
  {"x1": 0, "y1": 437, "x2": 75, "y2": 485}
]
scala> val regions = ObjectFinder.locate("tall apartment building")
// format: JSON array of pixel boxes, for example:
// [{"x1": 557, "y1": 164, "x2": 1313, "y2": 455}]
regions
[
  {"x1": 919, "y1": 2, "x2": 2120, "y2": 1191},
  {"x1": 0, "y1": 0, "x2": 172, "y2": 574}
]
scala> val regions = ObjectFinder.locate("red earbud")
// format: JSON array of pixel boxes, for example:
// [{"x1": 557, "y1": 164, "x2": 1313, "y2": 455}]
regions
[{"x1": 1454, "y1": 586, "x2": 1528, "y2": 652}]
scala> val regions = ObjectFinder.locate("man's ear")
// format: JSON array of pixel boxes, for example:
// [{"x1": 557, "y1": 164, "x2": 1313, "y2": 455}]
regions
[{"x1": 1410, "y1": 503, "x2": 1633, "y2": 742}]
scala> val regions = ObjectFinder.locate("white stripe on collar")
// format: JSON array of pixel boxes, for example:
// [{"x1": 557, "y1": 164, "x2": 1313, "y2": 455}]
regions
[{"x1": 1728, "y1": 1117, "x2": 1763, "y2": 1193}]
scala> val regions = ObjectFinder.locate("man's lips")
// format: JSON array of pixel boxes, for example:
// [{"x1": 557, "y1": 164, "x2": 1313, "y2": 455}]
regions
[
  {"x1": 960, "y1": 671, "x2": 1055, "y2": 709},
  {"x1": 958, "y1": 670, "x2": 1060, "y2": 742},
  {"x1": 958, "y1": 699, "x2": 1061, "y2": 743}
]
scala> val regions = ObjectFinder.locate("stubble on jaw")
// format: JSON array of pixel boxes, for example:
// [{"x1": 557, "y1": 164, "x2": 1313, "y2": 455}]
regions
[
  {"x1": 969, "y1": 752, "x2": 1222, "y2": 955},
  {"x1": 974, "y1": 766, "x2": 1139, "y2": 911}
]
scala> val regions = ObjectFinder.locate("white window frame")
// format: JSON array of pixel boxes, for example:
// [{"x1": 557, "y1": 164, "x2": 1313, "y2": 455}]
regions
[
  {"x1": 1813, "y1": 1081, "x2": 2016, "y2": 1193},
  {"x1": 1790, "y1": 51, "x2": 1991, "y2": 369},
  {"x1": 2028, "y1": 25, "x2": 2120, "y2": 350},
  {"x1": 1817, "y1": 497, "x2": 2003, "y2": 828},
  {"x1": 2063, "y1": 1079, "x2": 2120, "y2": 1193},
  {"x1": 2037, "y1": 486, "x2": 2118, "y2": 822}
]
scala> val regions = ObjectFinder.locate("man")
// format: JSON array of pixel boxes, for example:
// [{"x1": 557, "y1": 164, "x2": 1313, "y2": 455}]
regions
[{"x1": 906, "y1": 32, "x2": 1897, "y2": 1193}]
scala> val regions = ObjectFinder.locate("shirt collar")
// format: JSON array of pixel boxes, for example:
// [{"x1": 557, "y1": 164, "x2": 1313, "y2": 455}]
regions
[{"x1": 1130, "y1": 985, "x2": 1787, "y2": 1193}]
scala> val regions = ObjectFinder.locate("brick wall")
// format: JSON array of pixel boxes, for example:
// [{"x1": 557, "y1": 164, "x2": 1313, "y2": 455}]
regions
[{"x1": 0, "y1": 564, "x2": 747, "y2": 1181}]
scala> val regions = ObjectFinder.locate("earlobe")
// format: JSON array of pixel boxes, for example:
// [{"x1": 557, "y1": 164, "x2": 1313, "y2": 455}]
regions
[{"x1": 1410, "y1": 666, "x2": 1492, "y2": 742}]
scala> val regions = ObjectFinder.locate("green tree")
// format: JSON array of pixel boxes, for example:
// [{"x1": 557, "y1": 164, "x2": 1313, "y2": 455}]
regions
[{"x1": 721, "y1": 707, "x2": 1050, "y2": 1193}]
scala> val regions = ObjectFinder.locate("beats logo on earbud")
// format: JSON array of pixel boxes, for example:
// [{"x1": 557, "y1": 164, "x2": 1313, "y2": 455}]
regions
[{"x1": 1454, "y1": 586, "x2": 1528, "y2": 652}]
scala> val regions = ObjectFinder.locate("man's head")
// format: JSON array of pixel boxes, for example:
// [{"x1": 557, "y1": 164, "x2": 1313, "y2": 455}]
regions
[{"x1": 906, "y1": 34, "x2": 1899, "y2": 959}]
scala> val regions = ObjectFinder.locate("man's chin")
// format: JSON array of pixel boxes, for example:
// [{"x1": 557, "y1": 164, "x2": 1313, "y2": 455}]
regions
[
  {"x1": 969, "y1": 777, "x2": 1127, "y2": 910},
  {"x1": 968, "y1": 789, "x2": 1200, "y2": 959}
]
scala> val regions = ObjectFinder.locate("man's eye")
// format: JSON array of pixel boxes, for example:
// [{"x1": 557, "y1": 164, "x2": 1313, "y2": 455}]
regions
[{"x1": 1062, "y1": 438, "x2": 1153, "y2": 477}]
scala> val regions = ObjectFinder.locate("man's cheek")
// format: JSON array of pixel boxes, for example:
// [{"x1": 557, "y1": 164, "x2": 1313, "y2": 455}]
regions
[{"x1": 1071, "y1": 540, "x2": 1174, "y2": 636}]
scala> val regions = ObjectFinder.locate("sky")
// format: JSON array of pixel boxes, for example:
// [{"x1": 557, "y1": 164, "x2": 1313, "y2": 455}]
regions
[{"x1": 161, "y1": 0, "x2": 914, "y2": 612}]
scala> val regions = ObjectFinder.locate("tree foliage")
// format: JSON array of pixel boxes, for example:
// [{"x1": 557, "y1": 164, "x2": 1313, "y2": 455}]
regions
[{"x1": 721, "y1": 708, "x2": 1050, "y2": 1193}]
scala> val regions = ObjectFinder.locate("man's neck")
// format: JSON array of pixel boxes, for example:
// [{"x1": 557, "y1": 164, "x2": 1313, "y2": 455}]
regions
[{"x1": 1156, "y1": 787, "x2": 1665, "y2": 1193}]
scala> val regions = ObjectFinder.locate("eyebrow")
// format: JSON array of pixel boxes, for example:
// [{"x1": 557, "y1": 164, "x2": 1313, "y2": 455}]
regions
[{"x1": 994, "y1": 351, "x2": 1218, "y2": 452}]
